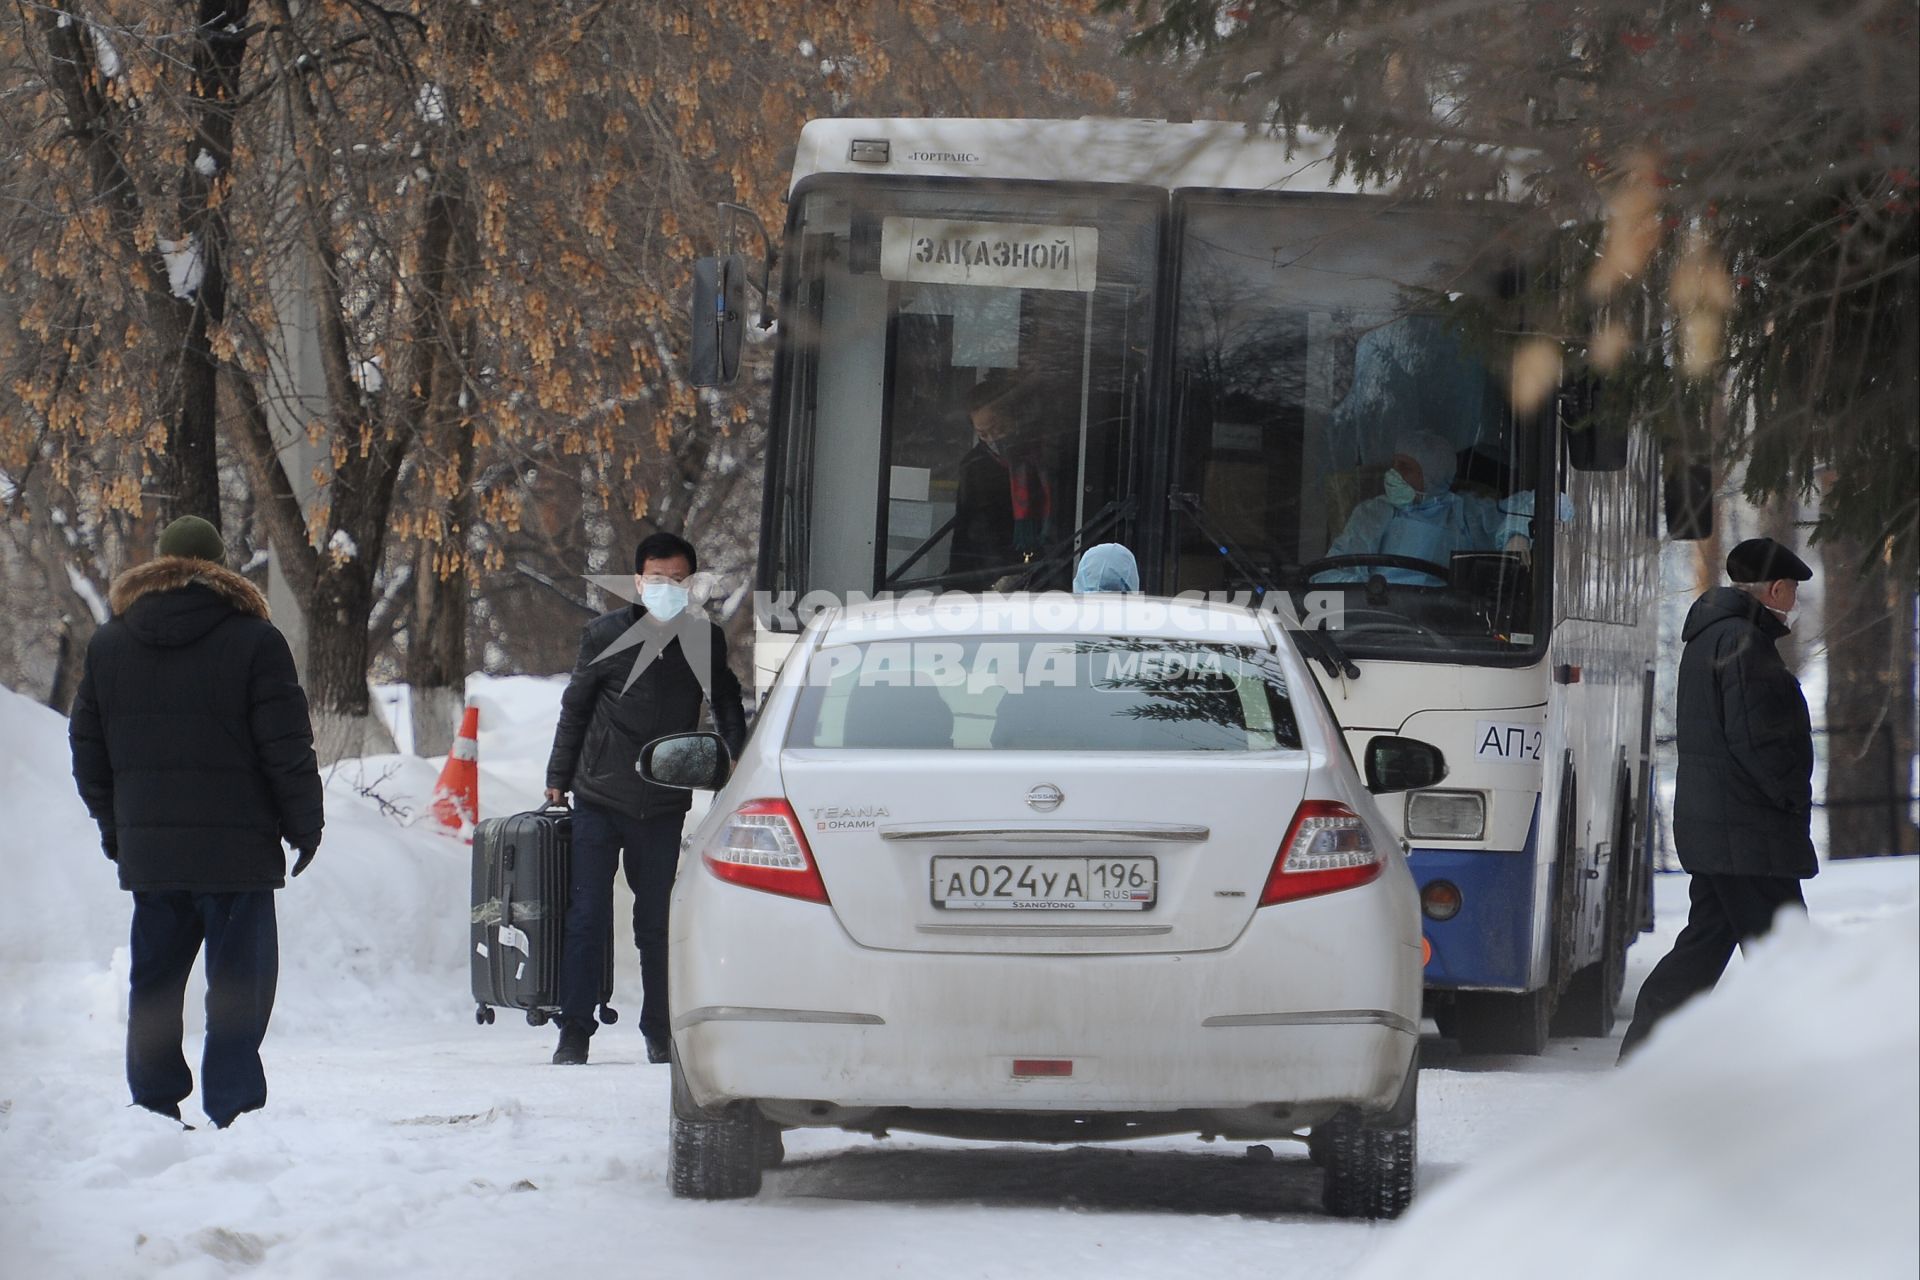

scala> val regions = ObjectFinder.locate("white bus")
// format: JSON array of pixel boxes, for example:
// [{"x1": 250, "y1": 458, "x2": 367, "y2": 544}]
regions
[{"x1": 696, "y1": 117, "x2": 1672, "y2": 1054}]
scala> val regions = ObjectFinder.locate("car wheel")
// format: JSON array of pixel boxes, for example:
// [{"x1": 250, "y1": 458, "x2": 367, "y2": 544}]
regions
[
  {"x1": 1306, "y1": 1126, "x2": 1331, "y2": 1167},
  {"x1": 1317, "y1": 1109, "x2": 1417, "y2": 1220},
  {"x1": 758, "y1": 1124, "x2": 787, "y2": 1170},
  {"x1": 1452, "y1": 985, "x2": 1552, "y2": 1055},
  {"x1": 668, "y1": 1056, "x2": 763, "y2": 1200}
]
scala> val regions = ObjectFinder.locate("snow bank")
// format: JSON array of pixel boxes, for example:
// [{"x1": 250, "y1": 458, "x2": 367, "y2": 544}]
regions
[
  {"x1": 0, "y1": 677, "x2": 574, "y2": 1052},
  {"x1": 1353, "y1": 899, "x2": 1920, "y2": 1280}
]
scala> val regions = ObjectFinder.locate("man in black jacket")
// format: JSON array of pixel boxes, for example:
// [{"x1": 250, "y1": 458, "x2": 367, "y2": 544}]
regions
[
  {"x1": 1618, "y1": 536, "x2": 1816, "y2": 1061},
  {"x1": 544, "y1": 532, "x2": 747, "y2": 1066},
  {"x1": 69, "y1": 516, "x2": 324, "y2": 1127}
]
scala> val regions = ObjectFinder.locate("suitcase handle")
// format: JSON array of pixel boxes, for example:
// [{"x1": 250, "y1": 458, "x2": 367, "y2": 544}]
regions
[{"x1": 539, "y1": 801, "x2": 572, "y2": 814}]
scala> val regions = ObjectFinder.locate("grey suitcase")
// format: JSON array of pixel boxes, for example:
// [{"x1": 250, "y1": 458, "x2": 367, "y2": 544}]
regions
[{"x1": 470, "y1": 805, "x2": 615, "y2": 1026}]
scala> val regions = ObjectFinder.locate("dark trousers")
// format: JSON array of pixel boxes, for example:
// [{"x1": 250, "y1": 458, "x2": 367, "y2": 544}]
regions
[
  {"x1": 1618, "y1": 871, "x2": 1806, "y2": 1060},
  {"x1": 127, "y1": 890, "x2": 278, "y2": 1127},
  {"x1": 560, "y1": 803, "x2": 685, "y2": 1041}
]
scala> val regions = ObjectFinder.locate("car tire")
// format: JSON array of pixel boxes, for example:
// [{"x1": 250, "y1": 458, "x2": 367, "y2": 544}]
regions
[
  {"x1": 758, "y1": 1124, "x2": 787, "y2": 1170},
  {"x1": 668, "y1": 1056, "x2": 764, "y2": 1200},
  {"x1": 1317, "y1": 1105, "x2": 1417, "y2": 1219},
  {"x1": 1452, "y1": 985, "x2": 1552, "y2": 1056}
]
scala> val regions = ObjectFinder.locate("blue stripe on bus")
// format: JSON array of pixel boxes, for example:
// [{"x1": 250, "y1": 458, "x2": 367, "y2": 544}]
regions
[{"x1": 1413, "y1": 797, "x2": 1542, "y2": 991}]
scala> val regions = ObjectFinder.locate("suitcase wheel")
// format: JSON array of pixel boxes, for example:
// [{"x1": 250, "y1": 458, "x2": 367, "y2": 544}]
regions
[
  {"x1": 475, "y1": 1004, "x2": 496, "y2": 1026},
  {"x1": 599, "y1": 1005, "x2": 619, "y2": 1026},
  {"x1": 527, "y1": 1009, "x2": 550, "y2": 1027}
]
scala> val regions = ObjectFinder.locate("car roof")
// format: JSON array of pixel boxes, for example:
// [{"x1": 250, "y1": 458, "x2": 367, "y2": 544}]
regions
[{"x1": 816, "y1": 592, "x2": 1275, "y2": 647}]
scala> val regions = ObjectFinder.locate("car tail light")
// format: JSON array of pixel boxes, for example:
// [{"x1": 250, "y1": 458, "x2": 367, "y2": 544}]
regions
[
  {"x1": 1259, "y1": 800, "x2": 1382, "y2": 906},
  {"x1": 703, "y1": 799, "x2": 830, "y2": 904}
]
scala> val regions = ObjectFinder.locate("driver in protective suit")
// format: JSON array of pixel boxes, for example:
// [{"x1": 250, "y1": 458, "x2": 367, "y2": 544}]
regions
[{"x1": 1316, "y1": 431, "x2": 1502, "y2": 585}]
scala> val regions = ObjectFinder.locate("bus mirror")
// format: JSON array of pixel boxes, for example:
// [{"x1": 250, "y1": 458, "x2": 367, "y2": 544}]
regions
[
  {"x1": 689, "y1": 253, "x2": 746, "y2": 387},
  {"x1": 1664, "y1": 458, "x2": 1714, "y2": 540},
  {"x1": 1551, "y1": 404, "x2": 1628, "y2": 475},
  {"x1": 1364, "y1": 736, "x2": 1448, "y2": 794}
]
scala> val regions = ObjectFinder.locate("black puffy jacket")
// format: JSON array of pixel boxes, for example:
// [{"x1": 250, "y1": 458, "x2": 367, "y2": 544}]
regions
[
  {"x1": 545, "y1": 606, "x2": 747, "y2": 819},
  {"x1": 1670, "y1": 586, "x2": 1816, "y2": 879},
  {"x1": 69, "y1": 557, "x2": 324, "y2": 892}
]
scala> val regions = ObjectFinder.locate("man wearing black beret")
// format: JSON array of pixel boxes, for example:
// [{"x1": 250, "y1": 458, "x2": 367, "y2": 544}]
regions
[{"x1": 1618, "y1": 536, "x2": 1816, "y2": 1060}]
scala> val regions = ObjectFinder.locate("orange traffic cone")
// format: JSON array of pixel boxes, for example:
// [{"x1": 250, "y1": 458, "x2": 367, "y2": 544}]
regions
[{"x1": 429, "y1": 705, "x2": 480, "y2": 838}]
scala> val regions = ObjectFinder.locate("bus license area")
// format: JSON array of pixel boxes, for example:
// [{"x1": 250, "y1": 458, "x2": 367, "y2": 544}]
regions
[{"x1": 931, "y1": 856, "x2": 1158, "y2": 910}]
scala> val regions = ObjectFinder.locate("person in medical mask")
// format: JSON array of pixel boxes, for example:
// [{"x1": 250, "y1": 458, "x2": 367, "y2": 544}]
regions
[
  {"x1": 1317, "y1": 431, "x2": 1503, "y2": 585},
  {"x1": 543, "y1": 531, "x2": 747, "y2": 1067},
  {"x1": 1618, "y1": 536, "x2": 1816, "y2": 1061}
]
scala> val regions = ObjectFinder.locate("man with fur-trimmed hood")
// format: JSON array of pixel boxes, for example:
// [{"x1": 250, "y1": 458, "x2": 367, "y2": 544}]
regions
[{"x1": 69, "y1": 515, "x2": 323, "y2": 1129}]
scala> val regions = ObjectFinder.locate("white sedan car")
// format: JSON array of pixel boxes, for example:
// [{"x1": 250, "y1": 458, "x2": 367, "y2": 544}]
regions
[{"x1": 641, "y1": 594, "x2": 1438, "y2": 1218}]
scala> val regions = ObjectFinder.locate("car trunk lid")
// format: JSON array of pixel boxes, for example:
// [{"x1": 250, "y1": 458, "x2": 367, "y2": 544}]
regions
[{"x1": 778, "y1": 750, "x2": 1309, "y2": 954}]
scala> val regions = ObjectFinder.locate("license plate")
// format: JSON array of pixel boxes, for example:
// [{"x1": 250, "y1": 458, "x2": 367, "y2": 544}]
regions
[{"x1": 930, "y1": 856, "x2": 1158, "y2": 911}]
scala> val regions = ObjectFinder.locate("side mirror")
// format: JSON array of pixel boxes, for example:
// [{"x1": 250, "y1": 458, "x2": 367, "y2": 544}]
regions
[
  {"x1": 638, "y1": 731, "x2": 731, "y2": 791},
  {"x1": 1562, "y1": 381, "x2": 1630, "y2": 471},
  {"x1": 1664, "y1": 456, "x2": 1714, "y2": 540},
  {"x1": 1364, "y1": 735, "x2": 1448, "y2": 794},
  {"x1": 689, "y1": 253, "x2": 746, "y2": 387}
]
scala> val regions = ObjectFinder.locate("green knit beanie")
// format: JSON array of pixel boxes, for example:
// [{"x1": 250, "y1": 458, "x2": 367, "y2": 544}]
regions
[{"x1": 157, "y1": 515, "x2": 226, "y2": 563}]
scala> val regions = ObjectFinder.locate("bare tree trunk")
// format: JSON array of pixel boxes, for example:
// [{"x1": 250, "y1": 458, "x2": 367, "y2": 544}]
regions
[
  {"x1": 161, "y1": 1, "x2": 254, "y2": 529},
  {"x1": 402, "y1": 152, "x2": 479, "y2": 758},
  {"x1": 1820, "y1": 544, "x2": 1914, "y2": 859},
  {"x1": 306, "y1": 555, "x2": 396, "y2": 761}
]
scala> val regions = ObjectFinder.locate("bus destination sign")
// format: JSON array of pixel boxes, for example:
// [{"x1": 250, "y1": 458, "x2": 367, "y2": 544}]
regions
[{"x1": 880, "y1": 217, "x2": 1099, "y2": 293}]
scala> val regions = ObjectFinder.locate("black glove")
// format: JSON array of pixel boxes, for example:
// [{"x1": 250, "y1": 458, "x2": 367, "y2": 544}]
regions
[
  {"x1": 98, "y1": 822, "x2": 118, "y2": 863},
  {"x1": 289, "y1": 833, "x2": 321, "y2": 877}
]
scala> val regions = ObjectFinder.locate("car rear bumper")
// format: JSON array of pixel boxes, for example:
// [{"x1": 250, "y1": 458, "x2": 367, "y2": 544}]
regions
[{"x1": 670, "y1": 875, "x2": 1421, "y2": 1119}]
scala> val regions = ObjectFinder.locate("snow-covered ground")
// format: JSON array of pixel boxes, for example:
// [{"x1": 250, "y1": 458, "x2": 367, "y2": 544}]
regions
[{"x1": 2, "y1": 678, "x2": 1914, "y2": 1279}]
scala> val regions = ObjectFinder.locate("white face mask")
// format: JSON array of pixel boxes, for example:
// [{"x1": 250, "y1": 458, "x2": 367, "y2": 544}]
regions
[
  {"x1": 1766, "y1": 603, "x2": 1798, "y2": 630},
  {"x1": 641, "y1": 581, "x2": 689, "y2": 621}
]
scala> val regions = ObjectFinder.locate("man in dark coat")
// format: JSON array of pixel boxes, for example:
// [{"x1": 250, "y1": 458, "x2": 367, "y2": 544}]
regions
[
  {"x1": 950, "y1": 374, "x2": 1052, "y2": 582},
  {"x1": 69, "y1": 515, "x2": 324, "y2": 1127},
  {"x1": 543, "y1": 531, "x2": 747, "y2": 1066},
  {"x1": 1618, "y1": 536, "x2": 1816, "y2": 1060}
]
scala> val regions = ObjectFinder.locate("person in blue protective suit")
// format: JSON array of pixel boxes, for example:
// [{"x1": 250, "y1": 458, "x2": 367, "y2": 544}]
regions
[
  {"x1": 1072, "y1": 543, "x2": 1140, "y2": 593},
  {"x1": 1316, "y1": 431, "x2": 1502, "y2": 585}
]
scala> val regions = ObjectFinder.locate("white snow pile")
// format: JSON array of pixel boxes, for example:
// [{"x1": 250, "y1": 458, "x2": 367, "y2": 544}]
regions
[
  {"x1": 157, "y1": 234, "x2": 203, "y2": 299},
  {"x1": 1353, "y1": 900, "x2": 1920, "y2": 1280},
  {"x1": 0, "y1": 676, "x2": 565, "y2": 1052}
]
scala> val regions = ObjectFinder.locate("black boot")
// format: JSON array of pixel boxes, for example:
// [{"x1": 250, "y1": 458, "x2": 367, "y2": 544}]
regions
[
  {"x1": 645, "y1": 1035, "x2": 671, "y2": 1065},
  {"x1": 552, "y1": 1024, "x2": 590, "y2": 1066}
]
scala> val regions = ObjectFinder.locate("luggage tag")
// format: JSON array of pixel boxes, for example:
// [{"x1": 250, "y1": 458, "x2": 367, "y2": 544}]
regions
[{"x1": 497, "y1": 923, "x2": 531, "y2": 955}]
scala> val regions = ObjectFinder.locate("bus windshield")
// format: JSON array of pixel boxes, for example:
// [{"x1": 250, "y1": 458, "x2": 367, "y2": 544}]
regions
[
  {"x1": 766, "y1": 179, "x2": 1161, "y2": 601},
  {"x1": 1169, "y1": 194, "x2": 1548, "y2": 658}
]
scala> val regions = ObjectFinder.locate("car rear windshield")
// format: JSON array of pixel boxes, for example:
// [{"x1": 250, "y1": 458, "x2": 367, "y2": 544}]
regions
[{"x1": 786, "y1": 636, "x2": 1302, "y2": 752}]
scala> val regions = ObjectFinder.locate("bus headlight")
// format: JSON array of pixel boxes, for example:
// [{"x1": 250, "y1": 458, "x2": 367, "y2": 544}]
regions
[{"x1": 1405, "y1": 790, "x2": 1486, "y2": 840}]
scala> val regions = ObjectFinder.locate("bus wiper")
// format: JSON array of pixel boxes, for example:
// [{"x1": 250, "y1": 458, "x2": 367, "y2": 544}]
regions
[
  {"x1": 1168, "y1": 491, "x2": 1359, "y2": 680},
  {"x1": 1301, "y1": 619, "x2": 1362, "y2": 682},
  {"x1": 1002, "y1": 498, "x2": 1133, "y2": 592},
  {"x1": 889, "y1": 562, "x2": 1024, "y2": 593}
]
